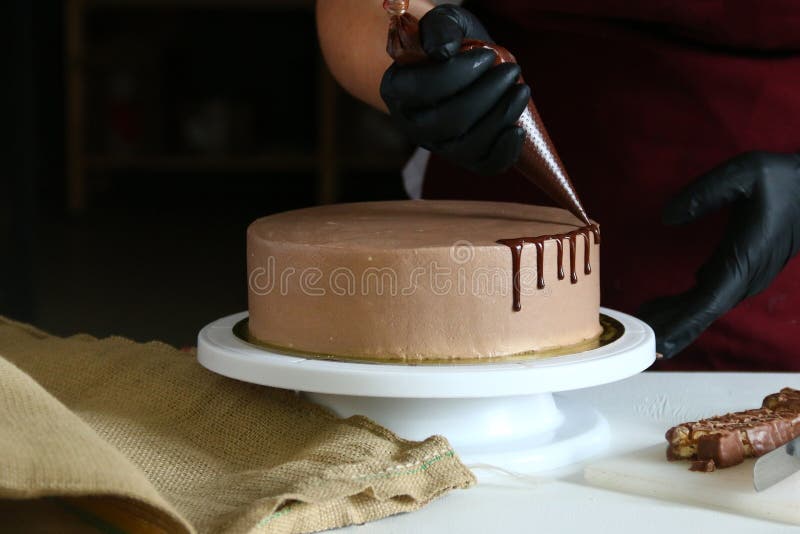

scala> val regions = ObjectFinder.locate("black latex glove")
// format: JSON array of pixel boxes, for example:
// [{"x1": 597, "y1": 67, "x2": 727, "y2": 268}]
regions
[
  {"x1": 380, "y1": 5, "x2": 530, "y2": 174},
  {"x1": 639, "y1": 151, "x2": 800, "y2": 358}
]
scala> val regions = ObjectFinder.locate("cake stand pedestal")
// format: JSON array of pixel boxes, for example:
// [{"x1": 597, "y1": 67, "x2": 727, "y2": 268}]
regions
[{"x1": 197, "y1": 308, "x2": 655, "y2": 477}]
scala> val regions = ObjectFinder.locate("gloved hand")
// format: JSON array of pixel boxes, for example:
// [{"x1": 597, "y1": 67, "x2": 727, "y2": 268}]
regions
[
  {"x1": 639, "y1": 151, "x2": 800, "y2": 358},
  {"x1": 380, "y1": 5, "x2": 530, "y2": 174}
]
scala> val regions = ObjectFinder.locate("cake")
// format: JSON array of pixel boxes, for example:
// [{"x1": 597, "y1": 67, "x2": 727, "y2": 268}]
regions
[{"x1": 246, "y1": 199, "x2": 601, "y2": 362}]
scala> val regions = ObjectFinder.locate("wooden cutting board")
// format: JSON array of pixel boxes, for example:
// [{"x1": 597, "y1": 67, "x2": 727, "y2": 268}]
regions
[{"x1": 585, "y1": 444, "x2": 800, "y2": 525}]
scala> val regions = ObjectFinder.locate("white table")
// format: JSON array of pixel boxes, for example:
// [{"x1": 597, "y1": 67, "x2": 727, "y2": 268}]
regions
[{"x1": 343, "y1": 372, "x2": 800, "y2": 533}]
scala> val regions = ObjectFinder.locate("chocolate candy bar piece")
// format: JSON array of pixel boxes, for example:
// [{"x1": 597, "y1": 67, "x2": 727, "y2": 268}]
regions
[
  {"x1": 763, "y1": 387, "x2": 800, "y2": 413},
  {"x1": 665, "y1": 388, "x2": 800, "y2": 471},
  {"x1": 696, "y1": 430, "x2": 744, "y2": 468},
  {"x1": 690, "y1": 458, "x2": 716, "y2": 472}
]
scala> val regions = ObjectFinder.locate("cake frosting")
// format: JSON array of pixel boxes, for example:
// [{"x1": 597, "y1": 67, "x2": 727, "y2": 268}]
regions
[{"x1": 246, "y1": 200, "x2": 601, "y2": 361}]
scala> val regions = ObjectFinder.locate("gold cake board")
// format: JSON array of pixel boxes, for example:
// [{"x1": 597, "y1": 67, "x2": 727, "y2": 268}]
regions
[{"x1": 233, "y1": 314, "x2": 624, "y2": 366}]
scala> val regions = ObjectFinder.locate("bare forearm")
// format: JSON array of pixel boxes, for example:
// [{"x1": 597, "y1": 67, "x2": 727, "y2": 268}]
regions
[{"x1": 316, "y1": 0, "x2": 433, "y2": 111}]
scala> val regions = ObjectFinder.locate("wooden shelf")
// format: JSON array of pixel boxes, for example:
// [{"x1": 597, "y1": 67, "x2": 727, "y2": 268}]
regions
[
  {"x1": 343, "y1": 155, "x2": 409, "y2": 173},
  {"x1": 83, "y1": 0, "x2": 313, "y2": 9},
  {"x1": 85, "y1": 153, "x2": 408, "y2": 174},
  {"x1": 65, "y1": 0, "x2": 406, "y2": 212},
  {"x1": 86, "y1": 153, "x2": 318, "y2": 173}
]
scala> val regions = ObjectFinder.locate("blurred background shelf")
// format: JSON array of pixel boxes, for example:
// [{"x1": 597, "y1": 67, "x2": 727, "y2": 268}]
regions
[
  {"x1": 84, "y1": 154, "x2": 410, "y2": 173},
  {"x1": 65, "y1": 0, "x2": 412, "y2": 213},
  {"x1": 1, "y1": 0, "x2": 412, "y2": 344},
  {"x1": 85, "y1": 154, "x2": 319, "y2": 173}
]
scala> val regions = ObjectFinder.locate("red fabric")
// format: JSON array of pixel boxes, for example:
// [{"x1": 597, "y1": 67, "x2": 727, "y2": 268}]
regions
[{"x1": 423, "y1": 1, "x2": 800, "y2": 370}]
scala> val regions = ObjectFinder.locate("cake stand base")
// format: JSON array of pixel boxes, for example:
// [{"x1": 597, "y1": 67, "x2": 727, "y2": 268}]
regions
[
  {"x1": 305, "y1": 392, "x2": 609, "y2": 475},
  {"x1": 197, "y1": 308, "x2": 654, "y2": 478}
]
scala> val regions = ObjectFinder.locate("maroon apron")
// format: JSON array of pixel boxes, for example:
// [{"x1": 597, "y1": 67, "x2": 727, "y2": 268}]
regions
[{"x1": 423, "y1": 1, "x2": 800, "y2": 370}]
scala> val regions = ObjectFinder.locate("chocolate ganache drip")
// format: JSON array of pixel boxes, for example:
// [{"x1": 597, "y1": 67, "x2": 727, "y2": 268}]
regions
[
  {"x1": 498, "y1": 225, "x2": 600, "y2": 312},
  {"x1": 384, "y1": 0, "x2": 598, "y2": 311}
]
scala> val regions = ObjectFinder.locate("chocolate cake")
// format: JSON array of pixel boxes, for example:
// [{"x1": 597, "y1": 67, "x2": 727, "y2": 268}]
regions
[
  {"x1": 244, "y1": 0, "x2": 606, "y2": 363},
  {"x1": 666, "y1": 388, "x2": 800, "y2": 471},
  {"x1": 247, "y1": 200, "x2": 601, "y2": 361}
]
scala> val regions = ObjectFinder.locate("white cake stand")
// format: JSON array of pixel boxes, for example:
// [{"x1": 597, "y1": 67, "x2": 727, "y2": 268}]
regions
[{"x1": 197, "y1": 308, "x2": 655, "y2": 477}]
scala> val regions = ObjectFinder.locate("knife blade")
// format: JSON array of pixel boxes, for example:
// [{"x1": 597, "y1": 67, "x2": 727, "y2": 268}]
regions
[{"x1": 753, "y1": 436, "x2": 800, "y2": 491}]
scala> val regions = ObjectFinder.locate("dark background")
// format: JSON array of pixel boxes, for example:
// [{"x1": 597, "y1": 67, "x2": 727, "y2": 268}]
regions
[{"x1": 2, "y1": 1, "x2": 412, "y2": 346}]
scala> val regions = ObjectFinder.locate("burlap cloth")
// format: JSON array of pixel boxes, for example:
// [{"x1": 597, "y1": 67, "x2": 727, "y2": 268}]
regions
[{"x1": 0, "y1": 317, "x2": 475, "y2": 533}]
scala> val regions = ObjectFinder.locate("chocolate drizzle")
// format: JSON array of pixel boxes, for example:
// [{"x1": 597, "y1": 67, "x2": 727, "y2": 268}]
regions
[
  {"x1": 534, "y1": 241, "x2": 545, "y2": 290},
  {"x1": 583, "y1": 231, "x2": 592, "y2": 275},
  {"x1": 506, "y1": 241, "x2": 524, "y2": 312},
  {"x1": 568, "y1": 234, "x2": 578, "y2": 284},
  {"x1": 555, "y1": 238, "x2": 564, "y2": 280},
  {"x1": 590, "y1": 225, "x2": 601, "y2": 245},
  {"x1": 497, "y1": 224, "x2": 600, "y2": 312}
]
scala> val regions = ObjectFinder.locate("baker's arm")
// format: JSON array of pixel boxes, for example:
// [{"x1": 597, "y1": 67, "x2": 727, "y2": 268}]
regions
[
  {"x1": 316, "y1": 0, "x2": 434, "y2": 111},
  {"x1": 318, "y1": 2, "x2": 529, "y2": 175}
]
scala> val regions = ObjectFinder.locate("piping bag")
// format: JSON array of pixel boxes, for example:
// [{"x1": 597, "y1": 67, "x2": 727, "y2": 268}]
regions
[{"x1": 384, "y1": 0, "x2": 590, "y2": 225}]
